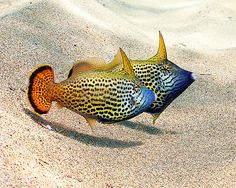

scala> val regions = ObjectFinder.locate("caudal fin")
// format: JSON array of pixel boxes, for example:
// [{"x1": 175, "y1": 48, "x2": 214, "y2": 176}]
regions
[{"x1": 27, "y1": 65, "x2": 54, "y2": 114}]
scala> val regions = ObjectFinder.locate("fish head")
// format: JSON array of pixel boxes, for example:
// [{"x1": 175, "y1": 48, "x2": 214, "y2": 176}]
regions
[
  {"x1": 152, "y1": 59, "x2": 195, "y2": 113},
  {"x1": 135, "y1": 31, "x2": 196, "y2": 115},
  {"x1": 132, "y1": 59, "x2": 195, "y2": 115}
]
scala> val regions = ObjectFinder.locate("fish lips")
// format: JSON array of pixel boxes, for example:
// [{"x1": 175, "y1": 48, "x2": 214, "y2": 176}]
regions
[{"x1": 168, "y1": 68, "x2": 195, "y2": 100}]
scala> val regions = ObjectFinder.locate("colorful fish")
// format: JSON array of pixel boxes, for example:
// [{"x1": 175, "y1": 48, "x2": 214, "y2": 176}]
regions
[
  {"x1": 27, "y1": 48, "x2": 156, "y2": 128},
  {"x1": 69, "y1": 32, "x2": 195, "y2": 124}
]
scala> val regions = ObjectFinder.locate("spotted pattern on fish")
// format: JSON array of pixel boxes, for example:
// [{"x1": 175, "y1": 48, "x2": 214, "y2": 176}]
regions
[
  {"x1": 110, "y1": 60, "x2": 170, "y2": 114},
  {"x1": 52, "y1": 72, "x2": 153, "y2": 122},
  {"x1": 132, "y1": 62, "x2": 167, "y2": 113}
]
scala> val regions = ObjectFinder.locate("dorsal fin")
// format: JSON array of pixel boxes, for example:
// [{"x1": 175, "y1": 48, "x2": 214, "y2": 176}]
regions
[
  {"x1": 148, "y1": 31, "x2": 167, "y2": 61},
  {"x1": 119, "y1": 48, "x2": 135, "y2": 78},
  {"x1": 68, "y1": 58, "x2": 107, "y2": 78},
  {"x1": 108, "y1": 49, "x2": 123, "y2": 69}
]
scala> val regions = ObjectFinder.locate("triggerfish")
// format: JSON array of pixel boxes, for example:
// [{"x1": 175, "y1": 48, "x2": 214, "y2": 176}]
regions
[
  {"x1": 69, "y1": 32, "x2": 196, "y2": 124},
  {"x1": 27, "y1": 48, "x2": 156, "y2": 128}
]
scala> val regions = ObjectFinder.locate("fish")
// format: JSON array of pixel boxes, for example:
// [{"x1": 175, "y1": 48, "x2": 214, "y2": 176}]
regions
[
  {"x1": 69, "y1": 32, "x2": 195, "y2": 124},
  {"x1": 27, "y1": 48, "x2": 156, "y2": 128}
]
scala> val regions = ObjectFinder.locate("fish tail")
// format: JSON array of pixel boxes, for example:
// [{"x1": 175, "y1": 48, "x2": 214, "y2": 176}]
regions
[{"x1": 27, "y1": 64, "x2": 54, "y2": 114}]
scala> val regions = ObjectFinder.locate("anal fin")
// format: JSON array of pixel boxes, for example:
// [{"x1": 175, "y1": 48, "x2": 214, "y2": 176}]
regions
[
  {"x1": 152, "y1": 114, "x2": 159, "y2": 125},
  {"x1": 84, "y1": 115, "x2": 97, "y2": 129}
]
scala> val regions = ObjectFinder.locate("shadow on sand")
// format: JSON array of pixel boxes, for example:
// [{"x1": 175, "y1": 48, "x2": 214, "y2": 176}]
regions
[
  {"x1": 118, "y1": 120, "x2": 178, "y2": 135},
  {"x1": 23, "y1": 108, "x2": 143, "y2": 148}
]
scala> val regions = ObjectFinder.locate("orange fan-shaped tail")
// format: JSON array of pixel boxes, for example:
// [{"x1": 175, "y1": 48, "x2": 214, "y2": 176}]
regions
[{"x1": 27, "y1": 65, "x2": 54, "y2": 114}]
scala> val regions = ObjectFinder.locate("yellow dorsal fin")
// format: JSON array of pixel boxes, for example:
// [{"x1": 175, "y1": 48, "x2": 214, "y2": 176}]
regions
[
  {"x1": 68, "y1": 58, "x2": 107, "y2": 78},
  {"x1": 108, "y1": 49, "x2": 123, "y2": 70},
  {"x1": 119, "y1": 48, "x2": 135, "y2": 78},
  {"x1": 158, "y1": 31, "x2": 167, "y2": 59},
  {"x1": 148, "y1": 31, "x2": 167, "y2": 61}
]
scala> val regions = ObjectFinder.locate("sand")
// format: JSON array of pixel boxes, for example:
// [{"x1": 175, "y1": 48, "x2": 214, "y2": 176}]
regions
[{"x1": 0, "y1": 0, "x2": 236, "y2": 187}]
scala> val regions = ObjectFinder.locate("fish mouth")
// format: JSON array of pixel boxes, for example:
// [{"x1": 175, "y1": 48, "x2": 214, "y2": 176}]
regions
[
  {"x1": 166, "y1": 69, "x2": 195, "y2": 100},
  {"x1": 147, "y1": 68, "x2": 196, "y2": 115},
  {"x1": 191, "y1": 72, "x2": 197, "y2": 80}
]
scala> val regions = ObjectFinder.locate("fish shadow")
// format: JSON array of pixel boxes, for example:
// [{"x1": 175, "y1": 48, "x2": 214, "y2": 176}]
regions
[
  {"x1": 118, "y1": 120, "x2": 178, "y2": 135},
  {"x1": 23, "y1": 108, "x2": 143, "y2": 148}
]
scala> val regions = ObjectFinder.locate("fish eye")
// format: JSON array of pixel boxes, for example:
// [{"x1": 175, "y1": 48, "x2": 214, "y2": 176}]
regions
[
  {"x1": 160, "y1": 63, "x2": 172, "y2": 75},
  {"x1": 163, "y1": 64, "x2": 171, "y2": 71},
  {"x1": 133, "y1": 84, "x2": 139, "y2": 92},
  {"x1": 133, "y1": 80, "x2": 142, "y2": 92}
]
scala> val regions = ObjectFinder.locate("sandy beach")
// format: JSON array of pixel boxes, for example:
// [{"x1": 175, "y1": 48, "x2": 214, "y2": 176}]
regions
[{"x1": 0, "y1": 0, "x2": 236, "y2": 187}]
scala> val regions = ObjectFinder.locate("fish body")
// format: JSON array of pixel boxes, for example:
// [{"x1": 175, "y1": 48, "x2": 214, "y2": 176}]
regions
[
  {"x1": 53, "y1": 70, "x2": 155, "y2": 124},
  {"x1": 27, "y1": 49, "x2": 156, "y2": 128},
  {"x1": 69, "y1": 32, "x2": 195, "y2": 124}
]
